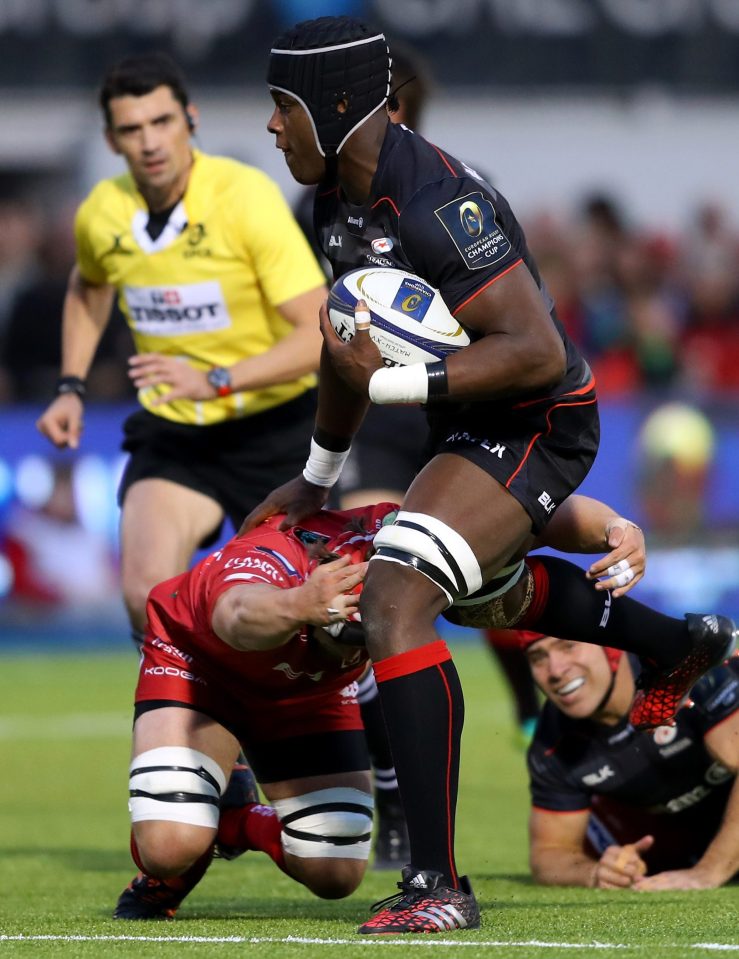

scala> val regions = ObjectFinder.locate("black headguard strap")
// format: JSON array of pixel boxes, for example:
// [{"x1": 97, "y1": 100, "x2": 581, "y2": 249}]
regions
[{"x1": 267, "y1": 16, "x2": 391, "y2": 158}]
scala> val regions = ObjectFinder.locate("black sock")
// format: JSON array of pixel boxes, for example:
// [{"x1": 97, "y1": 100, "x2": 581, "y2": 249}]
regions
[
  {"x1": 373, "y1": 642, "x2": 463, "y2": 887},
  {"x1": 525, "y1": 556, "x2": 691, "y2": 665},
  {"x1": 357, "y1": 670, "x2": 396, "y2": 773}
]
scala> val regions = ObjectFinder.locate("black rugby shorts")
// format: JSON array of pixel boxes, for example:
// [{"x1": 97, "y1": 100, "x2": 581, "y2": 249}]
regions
[
  {"x1": 425, "y1": 386, "x2": 599, "y2": 535},
  {"x1": 118, "y1": 390, "x2": 316, "y2": 543}
]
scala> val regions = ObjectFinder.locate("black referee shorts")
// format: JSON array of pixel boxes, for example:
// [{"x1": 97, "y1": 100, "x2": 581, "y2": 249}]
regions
[
  {"x1": 118, "y1": 390, "x2": 316, "y2": 542},
  {"x1": 337, "y1": 405, "x2": 427, "y2": 498}
]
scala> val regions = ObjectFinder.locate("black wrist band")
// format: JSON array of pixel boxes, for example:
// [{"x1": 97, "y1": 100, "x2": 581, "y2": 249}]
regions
[
  {"x1": 426, "y1": 359, "x2": 449, "y2": 400},
  {"x1": 313, "y1": 426, "x2": 352, "y2": 453},
  {"x1": 55, "y1": 375, "x2": 87, "y2": 400}
]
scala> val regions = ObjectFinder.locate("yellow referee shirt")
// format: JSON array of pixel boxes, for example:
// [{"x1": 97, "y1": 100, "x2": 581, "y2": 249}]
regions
[{"x1": 75, "y1": 151, "x2": 324, "y2": 425}]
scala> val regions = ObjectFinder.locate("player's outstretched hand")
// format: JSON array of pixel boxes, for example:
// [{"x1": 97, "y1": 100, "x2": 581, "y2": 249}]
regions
[
  {"x1": 299, "y1": 554, "x2": 368, "y2": 627},
  {"x1": 36, "y1": 394, "x2": 84, "y2": 450},
  {"x1": 240, "y1": 475, "x2": 330, "y2": 534},
  {"x1": 320, "y1": 299, "x2": 383, "y2": 396},
  {"x1": 634, "y1": 866, "x2": 724, "y2": 892},
  {"x1": 586, "y1": 517, "x2": 646, "y2": 598},
  {"x1": 591, "y1": 835, "x2": 654, "y2": 889},
  {"x1": 128, "y1": 353, "x2": 214, "y2": 404}
]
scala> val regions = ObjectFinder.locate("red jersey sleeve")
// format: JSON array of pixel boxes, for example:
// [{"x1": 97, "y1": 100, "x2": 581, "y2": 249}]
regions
[{"x1": 200, "y1": 524, "x2": 309, "y2": 624}]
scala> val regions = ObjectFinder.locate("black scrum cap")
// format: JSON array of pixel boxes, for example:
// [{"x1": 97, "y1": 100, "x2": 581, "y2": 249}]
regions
[{"x1": 267, "y1": 16, "x2": 391, "y2": 157}]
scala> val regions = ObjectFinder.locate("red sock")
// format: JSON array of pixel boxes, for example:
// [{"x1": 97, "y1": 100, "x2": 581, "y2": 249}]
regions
[
  {"x1": 130, "y1": 832, "x2": 146, "y2": 871},
  {"x1": 218, "y1": 803, "x2": 287, "y2": 874}
]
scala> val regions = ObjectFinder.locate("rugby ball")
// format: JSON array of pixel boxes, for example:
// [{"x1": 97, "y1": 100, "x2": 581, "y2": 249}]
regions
[{"x1": 327, "y1": 267, "x2": 470, "y2": 367}]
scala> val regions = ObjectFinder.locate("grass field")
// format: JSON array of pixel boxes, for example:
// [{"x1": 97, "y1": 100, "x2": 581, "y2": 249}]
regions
[{"x1": 0, "y1": 643, "x2": 737, "y2": 958}]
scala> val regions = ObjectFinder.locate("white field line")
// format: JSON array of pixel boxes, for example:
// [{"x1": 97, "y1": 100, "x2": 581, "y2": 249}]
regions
[
  {"x1": 0, "y1": 934, "x2": 737, "y2": 949},
  {"x1": 0, "y1": 712, "x2": 129, "y2": 739}
]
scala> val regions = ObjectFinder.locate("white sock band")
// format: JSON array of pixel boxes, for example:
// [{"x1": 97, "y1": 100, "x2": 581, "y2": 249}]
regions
[
  {"x1": 368, "y1": 364, "x2": 428, "y2": 405},
  {"x1": 303, "y1": 438, "x2": 351, "y2": 487}
]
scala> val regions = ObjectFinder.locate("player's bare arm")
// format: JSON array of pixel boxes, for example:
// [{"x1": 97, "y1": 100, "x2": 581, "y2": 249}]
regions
[
  {"x1": 36, "y1": 265, "x2": 115, "y2": 449},
  {"x1": 535, "y1": 495, "x2": 646, "y2": 598},
  {"x1": 634, "y1": 711, "x2": 739, "y2": 891},
  {"x1": 212, "y1": 554, "x2": 366, "y2": 651},
  {"x1": 129, "y1": 284, "x2": 326, "y2": 405},
  {"x1": 529, "y1": 806, "x2": 652, "y2": 889},
  {"x1": 443, "y1": 263, "x2": 566, "y2": 401},
  {"x1": 320, "y1": 269, "x2": 566, "y2": 402}
]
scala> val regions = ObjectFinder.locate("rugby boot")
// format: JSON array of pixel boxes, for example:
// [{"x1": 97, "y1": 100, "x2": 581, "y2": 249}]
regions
[
  {"x1": 357, "y1": 866, "x2": 480, "y2": 934},
  {"x1": 373, "y1": 788, "x2": 411, "y2": 871},
  {"x1": 213, "y1": 759, "x2": 260, "y2": 861},
  {"x1": 114, "y1": 870, "x2": 199, "y2": 920},
  {"x1": 629, "y1": 613, "x2": 737, "y2": 730}
]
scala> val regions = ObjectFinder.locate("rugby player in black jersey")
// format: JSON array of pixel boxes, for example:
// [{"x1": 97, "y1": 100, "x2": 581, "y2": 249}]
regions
[
  {"x1": 517, "y1": 630, "x2": 739, "y2": 891},
  {"x1": 246, "y1": 15, "x2": 735, "y2": 934}
]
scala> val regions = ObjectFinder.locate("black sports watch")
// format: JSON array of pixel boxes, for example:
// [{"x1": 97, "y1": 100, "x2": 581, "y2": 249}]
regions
[{"x1": 206, "y1": 366, "x2": 233, "y2": 397}]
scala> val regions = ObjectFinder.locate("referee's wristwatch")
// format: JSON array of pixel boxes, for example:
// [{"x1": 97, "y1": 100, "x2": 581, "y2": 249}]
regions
[{"x1": 206, "y1": 366, "x2": 233, "y2": 397}]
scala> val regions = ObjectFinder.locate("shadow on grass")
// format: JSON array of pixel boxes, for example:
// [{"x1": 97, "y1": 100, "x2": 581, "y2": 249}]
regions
[
  {"x1": 4, "y1": 847, "x2": 131, "y2": 872},
  {"x1": 180, "y1": 898, "x2": 368, "y2": 923}
]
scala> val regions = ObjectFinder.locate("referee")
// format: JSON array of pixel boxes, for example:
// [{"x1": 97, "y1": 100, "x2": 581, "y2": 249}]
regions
[{"x1": 37, "y1": 52, "x2": 326, "y2": 648}]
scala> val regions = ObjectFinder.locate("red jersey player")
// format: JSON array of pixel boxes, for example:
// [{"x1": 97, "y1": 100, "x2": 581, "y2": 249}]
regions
[{"x1": 114, "y1": 502, "x2": 395, "y2": 920}]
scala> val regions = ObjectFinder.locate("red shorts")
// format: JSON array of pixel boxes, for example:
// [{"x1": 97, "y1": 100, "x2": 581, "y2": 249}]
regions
[{"x1": 134, "y1": 635, "x2": 368, "y2": 782}]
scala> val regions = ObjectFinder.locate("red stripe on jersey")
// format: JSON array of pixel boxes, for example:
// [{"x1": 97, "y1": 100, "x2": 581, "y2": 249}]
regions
[
  {"x1": 372, "y1": 196, "x2": 400, "y2": 216},
  {"x1": 513, "y1": 374, "x2": 597, "y2": 410},
  {"x1": 373, "y1": 640, "x2": 452, "y2": 682},
  {"x1": 451, "y1": 259, "x2": 524, "y2": 316},
  {"x1": 504, "y1": 396, "x2": 598, "y2": 491},
  {"x1": 429, "y1": 143, "x2": 458, "y2": 177},
  {"x1": 531, "y1": 805, "x2": 590, "y2": 815}
]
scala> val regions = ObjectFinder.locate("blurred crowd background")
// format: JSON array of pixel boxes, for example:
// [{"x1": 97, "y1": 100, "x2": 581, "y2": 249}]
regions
[{"x1": 1, "y1": 0, "x2": 738, "y2": 644}]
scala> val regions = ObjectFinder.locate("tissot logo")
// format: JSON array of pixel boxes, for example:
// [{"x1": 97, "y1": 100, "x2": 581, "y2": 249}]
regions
[{"x1": 124, "y1": 281, "x2": 231, "y2": 336}]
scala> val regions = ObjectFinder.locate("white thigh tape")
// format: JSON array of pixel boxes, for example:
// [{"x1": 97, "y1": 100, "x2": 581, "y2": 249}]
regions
[
  {"x1": 273, "y1": 787, "x2": 373, "y2": 861},
  {"x1": 128, "y1": 746, "x2": 226, "y2": 829},
  {"x1": 370, "y1": 510, "x2": 482, "y2": 604},
  {"x1": 454, "y1": 560, "x2": 526, "y2": 606}
]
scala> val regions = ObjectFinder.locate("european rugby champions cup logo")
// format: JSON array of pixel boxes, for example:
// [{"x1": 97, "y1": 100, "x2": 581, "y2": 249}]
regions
[
  {"x1": 434, "y1": 191, "x2": 512, "y2": 270},
  {"x1": 390, "y1": 278, "x2": 435, "y2": 322},
  {"x1": 460, "y1": 200, "x2": 484, "y2": 237}
]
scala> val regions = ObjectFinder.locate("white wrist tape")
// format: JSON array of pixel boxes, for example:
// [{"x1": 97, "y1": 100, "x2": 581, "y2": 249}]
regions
[
  {"x1": 303, "y1": 438, "x2": 351, "y2": 487},
  {"x1": 368, "y1": 364, "x2": 428, "y2": 405}
]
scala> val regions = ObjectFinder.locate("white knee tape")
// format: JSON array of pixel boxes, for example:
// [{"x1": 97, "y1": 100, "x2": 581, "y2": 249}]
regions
[
  {"x1": 272, "y1": 788, "x2": 374, "y2": 861},
  {"x1": 370, "y1": 510, "x2": 482, "y2": 604},
  {"x1": 128, "y1": 746, "x2": 226, "y2": 829},
  {"x1": 454, "y1": 560, "x2": 526, "y2": 606}
]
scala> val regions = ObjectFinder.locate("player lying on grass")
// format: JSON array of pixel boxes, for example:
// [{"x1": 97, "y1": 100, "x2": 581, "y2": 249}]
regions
[
  {"x1": 514, "y1": 630, "x2": 739, "y2": 890},
  {"x1": 115, "y1": 495, "x2": 647, "y2": 920}
]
